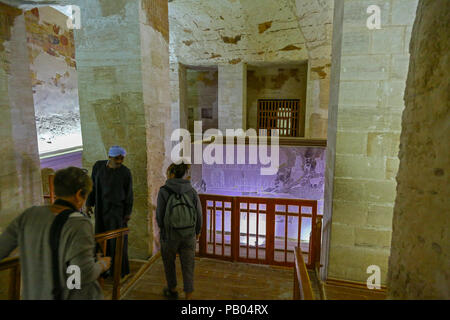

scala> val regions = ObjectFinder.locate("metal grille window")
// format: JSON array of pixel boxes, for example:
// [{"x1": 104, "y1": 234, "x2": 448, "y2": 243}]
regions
[{"x1": 257, "y1": 99, "x2": 300, "y2": 137}]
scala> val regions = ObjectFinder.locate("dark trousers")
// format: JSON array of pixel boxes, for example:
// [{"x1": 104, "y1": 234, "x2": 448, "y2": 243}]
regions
[{"x1": 161, "y1": 237, "x2": 196, "y2": 293}]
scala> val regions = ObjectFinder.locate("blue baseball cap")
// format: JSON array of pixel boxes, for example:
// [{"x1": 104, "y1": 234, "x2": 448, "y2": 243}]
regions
[{"x1": 108, "y1": 146, "x2": 126, "y2": 157}]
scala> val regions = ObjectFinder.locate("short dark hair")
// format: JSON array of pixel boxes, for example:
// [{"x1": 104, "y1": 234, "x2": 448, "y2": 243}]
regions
[
  {"x1": 54, "y1": 167, "x2": 92, "y2": 198},
  {"x1": 168, "y1": 163, "x2": 190, "y2": 179}
]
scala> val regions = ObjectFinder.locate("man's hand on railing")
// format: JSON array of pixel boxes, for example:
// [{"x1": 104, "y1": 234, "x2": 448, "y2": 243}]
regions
[
  {"x1": 98, "y1": 256, "x2": 111, "y2": 273},
  {"x1": 123, "y1": 215, "x2": 131, "y2": 225}
]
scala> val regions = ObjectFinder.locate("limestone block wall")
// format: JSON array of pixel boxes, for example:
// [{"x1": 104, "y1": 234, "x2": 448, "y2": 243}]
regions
[
  {"x1": 321, "y1": 0, "x2": 344, "y2": 282},
  {"x1": 293, "y1": 0, "x2": 334, "y2": 139},
  {"x1": 139, "y1": 0, "x2": 171, "y2": 255},
  {"x1": 246, "y1": 64, "x2": 307, "y2": 135},
  {"x1": 388, "y1": 0, "x2": 449, "y2": 299},
  {"x1": 186, "y1": 68, "x2": 218, "y2": 133},
  {"x1": 73, "y1": 0, "x2": 152, "y2": 259},
  {"x1": 0, "y1": 4, "x2": 43, "y2": 233},
  {"x1": 218, "y1": 63, "x2": 247, "y2": 131},
  {"x1": 24, "y1": 7, "x2": 81, "y2": 154},
  {"x1": 324, "y1": 0, "x2": 418, "y2": 284},
  {"x1": 170, "y1": 62, "x2": 188, "y2": 132}
]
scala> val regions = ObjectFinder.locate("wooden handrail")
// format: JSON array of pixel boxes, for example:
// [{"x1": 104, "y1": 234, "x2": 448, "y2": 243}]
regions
[
  {"x1": 0, "y1": 227, "x2": 129, "y2": 300},
  {"x1": 42, "y1": 170, "x2": 55, "y2": 203},
  {"x1": 309, "y1": 215, "x2": 323, "y2": 271},
  {"x1": 95, "y1": 227, "x2": 129, "y2": 300},
  {"x1": 293, "y1": 246, "x2": 314, "y2": 300},
  {"x1": 0, "y1": 256, "x2": 21, "y2": 300},
  {"x1": 95, "y1": 227, "x2": 129, "y2": 242},
  {"x1": 0, "y1": 256, "x2": 19, "y2": 271},
  {"x1": 48, "y1": 175, "x2": 55, "y2": 203}
]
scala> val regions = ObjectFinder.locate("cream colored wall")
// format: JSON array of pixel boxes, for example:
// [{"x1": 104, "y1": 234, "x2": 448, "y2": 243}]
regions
[
  {"x1": 324, "y1": 0, "x2": 418, "y2": 285},
  {"x1": 73, "y1": 0, "x2": 170, "y2": 259},
  {"x1": 0, "y1": 5, "x2": 43, "y2": 234},
  {"x1": 186, "y1": 68, "x2": 218, "y2": 133},
  {"x1": 246, "y1": 64, "x2": 307, "y2": 136},
  {"x1": 169, "y1": 0, "x2": 333, "y2": 139}
]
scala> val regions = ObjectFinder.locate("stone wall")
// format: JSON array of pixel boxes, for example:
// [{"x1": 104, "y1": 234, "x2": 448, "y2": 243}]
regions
[
  {"x1": 170, "y1": 62, "x2": 187, "y2": 132},
  {"x1": 168, "y1": 0, "x2": 331, "y2": 139},
  {"x1": 73, "y1": 0, "x2": 170, "y2": 259},
  {"x1": 0, "y1": 4, "x2": 43, "y2": 233},
  {"x1": 168, "y1": 0, "x2": 309, "y2": 66},
  {"x1": 324, "y1": 0, "x2": 418, "y2": 284},
  {"x1": 388, "y1": 0, "x2": 449, "y2": 299},
  {"x1": 186, "y1": 68, "x2": 218, "y2": 133},
  {"x1": 321, "y1": 0, "x2": 344, "y2": 281},
  {"x1": 293, "y1": 0, "x2": 334, "y2": 139},
  {"x1": 218, "y1": 63, "x2": 247, "y2": 131},
  {"x1": 139, "y1": 0, "x2": 172, "y2": 255},
  {"x1": 24, "y1": 7, "x2": 81, "y2": 154},
  {"x1": 246, "y1": 64, "x2": 307, "y2": 136}
]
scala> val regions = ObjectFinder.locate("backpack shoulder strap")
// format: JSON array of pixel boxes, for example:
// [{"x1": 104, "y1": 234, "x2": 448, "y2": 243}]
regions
[{"x1": 49, "y1": 209, "x2": 75, "y2": 300}]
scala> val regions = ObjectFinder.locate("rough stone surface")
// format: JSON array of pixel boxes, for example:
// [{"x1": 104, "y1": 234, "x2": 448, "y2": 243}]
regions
[
  {"x1": 218, "y1": 63, "x2": 247, "y2": 131},
  {"x1": 139, "y1": 0, "x2": 172, "y2": 255},
  {"x1": 387, "y1": 0, "x2": 450, "y2": 299},
  {"x1": 169, "y1": 0, "x2": 332, "y2": 139},
  {"x1": 186, "y1": 68, "x2": 218, "y2": 133},
  {"x1": 0, "y1": 4, "x2": 43, "y2": 234},
  {"x1": 323, "y1": 0, "x2": 418, "y2": 285},
  {"x1": 72, "y1": 0, "x2": 170, "y2": 259},
  {"x1": 293, "y1": 0, "x2": 333, "y2": 140},
  {"x1": 169, "y1": 0, "x2": 309, "y2": 66},
  {"x1": 24, "y1": 7, "x2": 81, "y2": 154}
]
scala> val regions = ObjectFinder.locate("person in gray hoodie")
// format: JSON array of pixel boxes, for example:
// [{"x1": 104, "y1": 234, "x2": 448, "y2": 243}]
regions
[{"x1": 156, "y1": 163, "x2": 202, "y2": 300}]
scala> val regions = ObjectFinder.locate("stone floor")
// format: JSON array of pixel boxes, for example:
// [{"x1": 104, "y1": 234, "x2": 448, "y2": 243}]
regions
[{"x1": 122, "y1": 257, "x2": 294, "y2": 300}]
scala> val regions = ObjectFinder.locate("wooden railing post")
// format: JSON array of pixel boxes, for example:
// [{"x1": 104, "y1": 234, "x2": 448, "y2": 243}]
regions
[
  {"x1": 231, "y1": 196, "x2": 239, "y2": 262},
  {"x1": 8, "y1": 265, "x2": 21, "y2": 300},
  {"x1": 97, "y1": 239, "x2": 106, "y2": 289},
  {"x1": 94, "y1": 227, "x2": 129, "y2": 300},
  {"x1": 49, "y1": 174, "x2": 55, "y2": 204},
  {"x1": 0, "y1": 257, "x2": 21, "y2": 300},
  {"x1": 315, "y1": 217, "x2": 322, "y2": 271},
  {"x1": 199, "y1": 195, "x2": 207, "y2": 257},
  {"x1": 112, "y1": 233, "x2": 124, "y2": 300}
]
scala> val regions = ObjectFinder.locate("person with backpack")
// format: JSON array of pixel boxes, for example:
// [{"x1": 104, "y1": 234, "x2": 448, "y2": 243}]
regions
[
  {"x1": 156, "y1": 162, "x2": 202, "y2": 300},
  {"x1": 0, "y1": 167, "x2": 111, "y2": 299}
]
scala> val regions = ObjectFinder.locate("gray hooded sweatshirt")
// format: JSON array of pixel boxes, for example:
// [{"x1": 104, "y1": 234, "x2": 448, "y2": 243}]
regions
[{"x1": 156, "y1": 178, "x2": 202, "y2": 241}]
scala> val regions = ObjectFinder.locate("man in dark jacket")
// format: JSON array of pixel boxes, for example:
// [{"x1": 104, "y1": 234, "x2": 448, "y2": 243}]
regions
[
  {"x1": 156, "y1": 163, "x2": 202, "y2": 300},
  {"x1": 86, "y1": 146, "x2": 133, "y2": 279}
]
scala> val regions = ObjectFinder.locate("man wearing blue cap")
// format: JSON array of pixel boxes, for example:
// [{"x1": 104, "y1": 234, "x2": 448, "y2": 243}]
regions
[{"x1": 86, "y1": 146, "x2": 133, "y2": 279}]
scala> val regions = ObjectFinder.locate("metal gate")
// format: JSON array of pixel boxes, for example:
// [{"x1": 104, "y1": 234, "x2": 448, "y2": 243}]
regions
[{"x1": 198, "y1": 195, "x2": 320, "y2": 268}]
